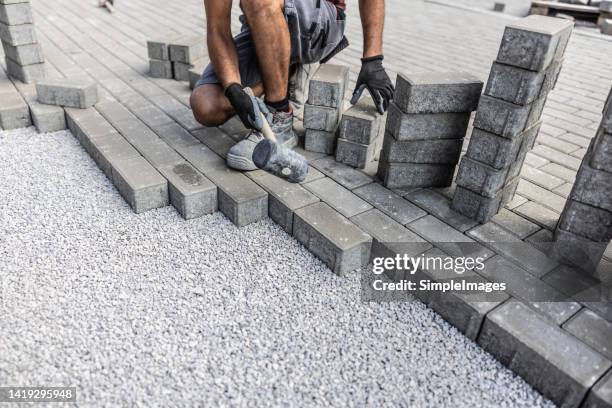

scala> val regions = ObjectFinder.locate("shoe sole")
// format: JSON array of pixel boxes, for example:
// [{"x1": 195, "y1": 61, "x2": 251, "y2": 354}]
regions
[{"x1": 226, "y1": 153, "x2": 258, "y2": 171}]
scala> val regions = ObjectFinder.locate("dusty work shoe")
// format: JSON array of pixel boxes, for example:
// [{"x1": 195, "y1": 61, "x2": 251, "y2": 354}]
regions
[
  {"x1": 226, "y1": 131, "x2": 264, "y2": 171},
  {"x1": 269, "y1": 107, "x2": 298, "y2": 149}
]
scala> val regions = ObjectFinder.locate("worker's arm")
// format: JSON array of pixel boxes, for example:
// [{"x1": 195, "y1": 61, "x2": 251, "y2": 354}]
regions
[
  {"x1": 351, "y1": 0, "x2": 394, "y2": 114},
  {"x1": 204, "y1": 0, "x2": 241, "y2": 88}
]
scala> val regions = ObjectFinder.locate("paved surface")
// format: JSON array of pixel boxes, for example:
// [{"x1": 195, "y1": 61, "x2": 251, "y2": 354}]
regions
[{"x1": 0, "y1": 127, "x2": 552, "y2": 406}]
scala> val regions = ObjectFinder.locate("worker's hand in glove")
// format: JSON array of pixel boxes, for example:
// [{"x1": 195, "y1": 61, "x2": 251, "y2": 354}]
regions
[
  {"x1": 224, "y1": 83, "x2": 271, "y2": 131},
  {"x1": 350, "y1": 55, "x2": 395, "y2": 114}
]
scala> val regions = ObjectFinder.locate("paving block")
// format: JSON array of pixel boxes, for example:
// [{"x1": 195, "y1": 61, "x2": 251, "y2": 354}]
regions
[
  {"x1": 394, "y1": 71, "x2": 483, "y2": 114},
  {"x1": 377, "y1": 161, "x2": 454, "y2": 189},
  {"x1": 563, "y1": 308, "x2": 612, "y2": 360},
  {"x1": 570, "y1": 160, "x2": 612, "y2": 212},
  {"x1": 306, "y1": 63, "x2": 350, "y2": 108},
  {"x1": 168, "y1": 35, "x2": 205, "y2": 64},
  {"x1": 491, "y1": 208, "x2": 540, "y2": 239},
  {"x1": 36, "y1": 78, "x2": 98, "y2": 109},
  {"x1": 111, "y1": 156, "x2": 169, "y2": 214},
  {"x1": 451, "y1": 178, "x2": 519, "y2": 223},
  {"x1": 338, "y1": 95, "x2": 384, "y2": 144},
  {"x1": 146, "y1": 35, "x2": 179, "y2": 60},
  {"x1": 149, "y1": 59, "x2": 173, "y2": 79},
  {"x1": 5, "y1": 57, "x2": 44, "y2": 83},
  {"x1": 1, "y1": 42, "x2": 43, "y2": 65},
  {"x1": 248, "y1": 169, "x2": 319, "y2": 234},
  {"x1": 497, "y1": 15, "x2": 574, "y2": 71},
  {"x1": 484, "y1": 60, "x2": 562, "y2": 105},
  {"x1": 304, "y1": 128, "x2": 336, "y2": 154},
  {"x1": 303, "y1": 177, "x2": 372, "y2": 218},
  {"x1": 473, "y1": 94, "x2": 545, "y2": 139},
  {"x1": 466, "y1": 121, "x2": 541, "y2": 169},
  {"x1": 353, "y1": 182, "x2": 426, "y2": 225},
  {"x1": 603, "y1": 88, "x2": 612, "y2": 134},
  {"x1": 310, "y1": 156, "x2": 373, "y2": 190},
  {"x1": 381, "y1": 136, "x2": 463, "y2": 164},
  {"x1": 335, "y1": 137, "x2": 380, "y2": 169},
  {"x1": 405, "y1": 188, "x2": 479, "y2": 232},
  {"x1": 478, "y1": 301, "x2": 610, "y2": 408},
  {"x1": 189, "y1": 65, "x2": 203, "y2": 90},
  {"x1": 172, "y1": 61, "x2": 193, "y2": 82},
  {"x1": 602, "y1": 0, "x2": 612, "y2": 12},
  {"x1": 385, "y1": 101, "x2": 471, "y2": 141},
  {"x1": 455, "y1": 156, "x2": 514, "y2": 198},
  {"x1": 558, "y1": 199, "x2": 612, "y2": 242},
  {"x1": 0, "y1": 1, "x2": 32, "y2": 25},
  {"x1": 550, "y1": 229, "x2": 608, "y2": 275},
  {"x1": 0, "y1": 21, "x2": 36, "y2": 46},
  {"x1": 0, "y1": 91, "x2": 31, "y2": 129},
  {"x1": 0, "y1": 0, "x2": 33, "y2": 4},
  {"x1": 293, "y1": 202, "x2": 372, "y2": 276},
  {"x1": 590, "y1": 128, "x2": 612, "y2": 173},
  {"x1": 29, "y1": 100, "x2": 66, "y2": 133},
  {"x1": 303, "y1": 103, "x2": 341, "y2": 132},
  {"x1": 583, "y1": 370, "x2": 612, "y2": 408}
]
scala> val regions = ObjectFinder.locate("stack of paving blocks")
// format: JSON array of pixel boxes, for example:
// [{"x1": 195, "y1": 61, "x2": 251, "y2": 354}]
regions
[
  {"x1": 147, "y1": 35, "x2": 205, "y2": 81},
  {"x1": 377, "y1": 72, "x2": 482, "y2": 189},
  {"x1": 303, "y1": 64, "x2": 349, "y2": 154},
  {"x1": 599, "y1": 1, "x2": 612, "y2": 35},
  {"x1": 0, "y1": 63, "x2": 30, "y2": 129},
  {"x1": 452, "y1": 15, "x2": 573, "y2": 223},
  {"x1": 0, "y1": 0, "x2": 45, "y2": 83},
  {"x1": 550, "y1": 89, "x2": 612, "y2": 275},
  {"x1": 335, "y1": 96, "x2": 385, "y2": 169}
]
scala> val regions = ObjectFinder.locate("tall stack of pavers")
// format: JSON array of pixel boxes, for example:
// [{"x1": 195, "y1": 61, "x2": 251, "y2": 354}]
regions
[
  {"x1": 452, "y1": 15, "x2": 573, "y2": 222},
  {"x1": 550, "y1": 88, "x2": 612, "y2": 275},
  {"x1": 147, "y1": 35, "x2": 205, "y2": 81},
  {"x1": 377, "y1": 72, "x2": 482, "y2": 189},
  {"x1": 335, "y1": 96, "x2": 385, "y2": 169},
  {"x1": 304, "y1": 64, "x2": 349, "y2": 154},
  {"x1": 0, "y1": 0, "x2": 45, "y2": 83}
]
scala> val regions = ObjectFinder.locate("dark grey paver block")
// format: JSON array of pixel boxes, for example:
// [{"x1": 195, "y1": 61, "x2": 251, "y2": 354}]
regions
[
  {"x1": 590, "y1": 128, "x2": 612, "y2": 173},
  {"x1": 451, "y1": 178, "x2": 518, "y2": 223},
  {"x1": 0, "y1": 21, "x2": 36, "y2": 46},
  {"x1": 0, "y1": 2, "x2": 33, "y2": 25},
  {"x1": 149, "y1": 59, "x2": 173, "y2": 79},
  {"x1": 304, "y1": 128, "x2": 336, "y2": 154},
  {"x1": 478, "y1": 301, "x2": 610, "y2": 408},
  {"x1": 111, "y1": 155, "x2": 169, "y2": 214},
  {"x1": 583, "y1": 370, "x2": 612, "y2": 408},
  {"x1": 168, "y1": 35, "x2": 205, "y2": 64},
  {"x1": 385, "y1": 101, "x2": 471, "y2": 141},
  {"x1": 378, "y1": 161, "x2": 454, "y2": 189},
  {"x1": 306, "y1": 63, "x2": 350, "y2": 108},
  {"x1": 0, "y1": 91, "x2": 31, "y2": 129},
  {"x1": 2, "y1": 42, "x2": 43, "y2": 65},
  {"x1": 353, "y1": 182, "x2": 426, "y2": 225},
  {"x1": 303, "y1": 177, "x2": 372, "y2": 218},
  {"x1": 570, "y1": 160, "x2": 612, "y2": 212},
  {"x1": 5, "y1": 57, "x2": 44, "y2": 83},
  {"x1": 36, "y1": 78, "x2": 98, "y2": 109},
  {"x1": 563, "y1": 309, "x2": 612, "y2": 360},
  {"x1": 293, "y1": 202, "x2": 372, "y2": 276},
  {"x1": 405, "y1": 188, "x2": 479, "y2": 232},
  {"x1": 455, "y1": 156, "x2": 513, "y2": 198},
  {"x1": 394, "y1": 71, "x2": 483, "y2": 114},
  {"x1": 248, "y1": 169, "x2": 319, "y2": 234},
  {"x1": 550, "y1": 229, "x2": 608, "y2": 275},
  {"x1": 310, "y1": 156, "x2": 373, "y2": 190},
  {"x1": 335, "y1": 137, "x2": 380, "y2": 169},
  {"x1": 339, "y1": 95, "x2": 384, "y2": 144},
  {"x1": 497, "y1": 15, "x2": 573, "y2": 71},
  {"x1": 303, "y1": 103, "x2": 341, "y2": 132},
  {"x1": 558, "y1": 199, "x2": 612, "y2": 242},
  {"x1": 381, "y1": 136, "x2": 463, "y2": 164},
  {"x1": 491, "y1": 208, "x2": 540, "y2": 239},
  {"x1": 473, "y1": 94, "x2": 545, "y2": 139},
  {"x1": 147, "y1": 35, "x2": 179, "y2": 60},
  {"x1": 173, "y1": 61, "x2": 194, "y2": 82}
]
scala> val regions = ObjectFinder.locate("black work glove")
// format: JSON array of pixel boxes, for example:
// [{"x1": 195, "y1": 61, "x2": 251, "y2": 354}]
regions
[
  {"x1": 350, "y1": 55, "x2": 395, "y2": 114},
  {"x1": 225, "y1": 83, "x2": 271, "y2": 131}
]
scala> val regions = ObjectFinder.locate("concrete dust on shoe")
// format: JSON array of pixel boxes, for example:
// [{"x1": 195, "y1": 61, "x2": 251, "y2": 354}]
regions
[{"x1": 0, "y1": 126, "x2": 553, "y2": 406}]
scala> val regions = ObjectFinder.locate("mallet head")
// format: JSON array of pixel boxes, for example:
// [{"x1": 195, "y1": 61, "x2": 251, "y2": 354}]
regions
[{"x1": 252, "y1": 139, "x2": 309, "y2": 183}]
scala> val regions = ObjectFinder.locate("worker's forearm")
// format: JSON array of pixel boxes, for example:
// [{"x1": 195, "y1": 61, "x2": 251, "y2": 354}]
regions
[
  {"x1": 358, "y1": 0, "x2": 385, "y2": 58},
  {"x1": 207, "y1": 30, "x2": 241, "y2": 88}
]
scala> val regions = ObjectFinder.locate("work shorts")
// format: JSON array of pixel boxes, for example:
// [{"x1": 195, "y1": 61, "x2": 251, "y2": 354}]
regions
[{"x1": 194, "y1": 0, "x2": 346, "y2": 88}]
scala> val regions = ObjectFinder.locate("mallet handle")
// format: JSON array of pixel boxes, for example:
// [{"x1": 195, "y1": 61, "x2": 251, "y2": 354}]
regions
[{"x1": 244, "y1": 87, "x2": 277, "y2": 143}]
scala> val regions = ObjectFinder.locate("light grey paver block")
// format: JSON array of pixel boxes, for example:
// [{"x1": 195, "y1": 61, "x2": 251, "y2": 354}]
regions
[
  {"x1": 147, "y1": 35, "x2": 179, "y2": 60},
  {"x1": 570, "y1": 160, "x2": 612, "y2": 212},
  {"x1": 491, "y1": 208, "x2": 540, "y2": 239},
  {"x1": 2, "y1": 42, "x2": 43, "y2": 65},
  {"x1": 394, "y1": 71, "x2": 483, "y2": 114},
  {"x1": 5, "y1": 57, "x2": 44, "y2": 83},
  {"x1": 158, "y1": 163, "x2": 218, "y2": 220},
  {"x1": 451, "y1": 178, "x2": 518, "y2": 223},
  {"x1": 473, "y1": 94, "x2": 545, "y2": 139},
  {"x1": 377, "y1": 161, "x2": 454, "y2": 189},
  {"x1": 381, "y1": 136, "x2": 463, "y2": 164},
  {"x1": 293, "y1": 202, "x2": 372, "y2": 276},
  {"x1": 149, "y1": 59, "x2": 173, "y2": 79},
  {"x1": 168, "y1": 35, "x2": 206, "y2": 64},
  {"x1": 29, "y1": 100, "x2": 66, "y2": 133},
  {"x1": 306, "y1": 63, "x2": 350, "y2": 108},
  {"x1": 0, "y1": 91, "x2": 31, "y2": 129},
  {"x1": 558, "y1": 199, "x2": 612, "y2": 242},
  {"x1": 601, "y1": 0, "x2": 612, "y2": 12},
  {"x1": 405, "y1": 188, "x2": 479, "y2": 232},
  {"x1": 248, "y1": 169, "x2": 319, "y2": 234},
  {"x1": 590, "y1": 128, "x2": 612, "y2": 173},
  {"x1": 303, "y1": 177, "x2": 372, "y2": 218},
  {"x1": 111, "y1": 155, "x2": 169, "y2": 214},
  {"x1": 0, "y1": 21, "x2": 36, "y2": 46},
  {"x1": 36, "y1": 78, "x2": 98, "y2": 109},
  {"x1": 335, "y1": 137, "x2": 380, "y2": 169},
  {"x1": 497, "y1": 15, "x2": 573, "y2": 71},
  {"x1": 563, "y1": 308, "x2": 612, "y2": 360},
  {"x1": 478, "y1": 301, "x2": 610, "y2": 408},
  {"x1": 583, "y1": 370, "x2": 612, "y2": 408},
  {"x1": 339, "y1": 95, "x2": 384, "y2": 144},
  {"x1": 304, "y1": 128, "x2": 336, "y2": 154},
  {"x1": 310, "y1": 156, "x2": 373, "y2": 190},
  {"x1": 172, "y1": 61, "x2": 193, "y2": 82},
  {"x1": 303, "y1": 103, "x2": 341, "y2": 132},
  {"x1": 385, "y1": 101, "x2": 471, "y2": 141},
  {"x1": 0, "y1": 2, "x2": 33, "y2": 25},
  {"x1": 353, "y1": 182, "x2": 426, "y2": 225}
]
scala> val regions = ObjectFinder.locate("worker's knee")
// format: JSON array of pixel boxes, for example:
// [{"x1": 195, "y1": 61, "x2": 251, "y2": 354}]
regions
[
  {"x1": 241, "y1": 0, "x2": 284, "y2": 17},
  {"x1": 190, "y1": 86, "x2": 230, "y2": 127}
]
